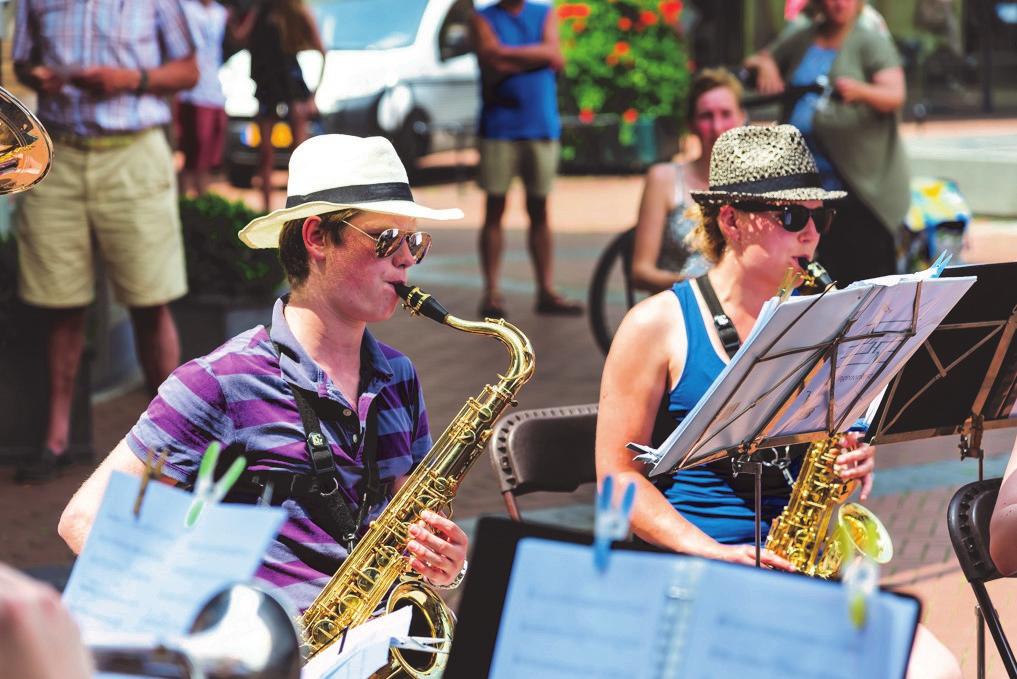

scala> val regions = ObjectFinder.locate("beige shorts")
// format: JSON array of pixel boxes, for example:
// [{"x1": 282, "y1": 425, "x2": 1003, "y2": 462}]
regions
[
  {"x1": 15, "y1": 128, "x2": 188, "y2": 308},
  {"x1": 477, "y1": 138, "x2": 560, "y2": 198}
]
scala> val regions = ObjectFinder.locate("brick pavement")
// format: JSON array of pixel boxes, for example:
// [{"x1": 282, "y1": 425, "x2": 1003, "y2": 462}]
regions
[{"x1": 3, "y1": 135, "x2": 1017, "y2": 675}]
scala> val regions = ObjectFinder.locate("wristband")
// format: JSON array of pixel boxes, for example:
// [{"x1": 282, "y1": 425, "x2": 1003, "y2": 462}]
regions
[
  {"x1": 136, "y1": 68, "x2": 149, "y2": 95},
  {"x1": 427, "y1": 559, "x2": 467, "y2": 590}
]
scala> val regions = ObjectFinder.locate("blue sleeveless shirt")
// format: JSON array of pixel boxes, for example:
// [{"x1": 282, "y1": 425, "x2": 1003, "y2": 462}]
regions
[
  {"x1": 660, "y1": 280, "x2": 799, "y2": 544},
  {"x1": 477, "y1": 2, "x2": 561, "y2": 140}
]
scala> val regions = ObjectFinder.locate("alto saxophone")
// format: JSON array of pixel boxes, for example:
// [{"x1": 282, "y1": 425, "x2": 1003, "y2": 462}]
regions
[
  {"x1": 765, "y1": 435, "x2": 893, "y2": 577},
  {"x1": 766, "y1": 260, "x2": 892, "y2": 578},
  {"x1": 300, "y1": 284, "x2": 535, "y2": 677}
]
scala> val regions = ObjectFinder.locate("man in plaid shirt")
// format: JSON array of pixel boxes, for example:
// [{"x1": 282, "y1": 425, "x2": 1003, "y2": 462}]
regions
[{"x1": 13, "y1": 0, "x2": 198, "y2": 483}]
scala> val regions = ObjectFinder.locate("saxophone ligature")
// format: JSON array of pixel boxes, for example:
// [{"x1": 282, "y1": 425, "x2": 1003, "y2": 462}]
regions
[{"x1": 299, "y1": 284, "x2": 535, "y2": 678}]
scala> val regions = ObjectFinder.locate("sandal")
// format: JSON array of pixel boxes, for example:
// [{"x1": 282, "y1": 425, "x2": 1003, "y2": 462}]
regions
[
  {"x1": 535, "y1": 294, "x2": 584, "y2": 316},
  {"x1": 479, "y1": 298, "x2": 507, "y2": 319}
]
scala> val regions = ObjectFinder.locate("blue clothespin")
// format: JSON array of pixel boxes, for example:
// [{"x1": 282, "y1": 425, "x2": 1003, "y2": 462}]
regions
[
  {"x1": 184, "y1": 442, "x2": 247, "y2": 528},
  {"x1": 842, "y1": 554, "x2": 879, "y2": 630},
  {"x1": 928, "y1": 250, "x2": 952, "y2": 278},
  {"x1": 593, "y1": 474, "x2": 636, "y2": 572}
]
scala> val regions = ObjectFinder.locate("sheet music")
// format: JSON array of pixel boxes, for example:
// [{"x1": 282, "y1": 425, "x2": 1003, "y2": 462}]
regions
[
  {"x1": 643, "y1": 275, "x2": 975, "y2": 476},
  {"x1": 63, "y1": 471, "x2": 286, "y2": 637},
  {"x1": 679, "y1": 560, "x2": 917, "y2": 678},
  {"x1": 489, "y1": 539, "x2": 694, "y2": 679},
  {"x1": 769, "y1": 279, "x2": 974, "y2": 437},
  {"x1": 302, "y1": 607, "x2": 412, "y2": 679},
  {"x1": 489, "y1": 539, "x2": 918, "y2": 679}
]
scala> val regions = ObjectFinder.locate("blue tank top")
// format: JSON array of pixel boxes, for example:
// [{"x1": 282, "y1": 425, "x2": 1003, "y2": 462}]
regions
[
  {"x1": 659, "y1": 280, "x2": 798, "y2": 544},
  {"x1": 478, "y1": 3, "x2": 561, "y2": 140}
]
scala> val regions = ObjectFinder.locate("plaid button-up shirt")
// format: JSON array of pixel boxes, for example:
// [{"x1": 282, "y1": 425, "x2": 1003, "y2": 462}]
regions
[{"x1": 13, "y1": 0, "x2": 195, "y2": 136}]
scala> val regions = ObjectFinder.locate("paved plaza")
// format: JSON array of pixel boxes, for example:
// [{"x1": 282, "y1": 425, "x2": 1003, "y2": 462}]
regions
[{"x1": 3, "y1": 119, "x2": 1017, "y2": 676}]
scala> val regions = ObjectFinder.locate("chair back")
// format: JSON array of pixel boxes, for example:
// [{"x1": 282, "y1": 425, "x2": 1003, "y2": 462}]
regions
[
  {"x1": 588, "y1": 228, "x2": 637, "y2": 355},
  {"x1": 948, "y1": 477, "x2": 1004, "y2": 585},
  {"x1": 487, "y1": 404, "x2": 599, "y2": 519}
]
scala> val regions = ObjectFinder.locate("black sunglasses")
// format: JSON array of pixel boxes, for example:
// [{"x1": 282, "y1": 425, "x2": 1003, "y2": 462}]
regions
[
  {"x1": 732, "y1": 202, "x2": 836, "y2": 234},
  {"x1": 342, "y1": 221, "x2": 433, "y2": 263}
]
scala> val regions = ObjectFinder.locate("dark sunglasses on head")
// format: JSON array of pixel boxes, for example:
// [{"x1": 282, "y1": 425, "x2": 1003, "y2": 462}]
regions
[
  {"x1": 342, "y1": 221, "x2": 433, "y2": 263},
  {"x1": 732, "y1": 202, "x2": 836, "y2": 234}
]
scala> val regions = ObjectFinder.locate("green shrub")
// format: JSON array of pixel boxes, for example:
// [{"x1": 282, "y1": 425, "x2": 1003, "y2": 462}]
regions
[
  {"x1": 556, "y1": 0, "x2": 691, "y2": 149},
  {"x1": 179, "y1": 193, "x2": 284, "y2": 300}
]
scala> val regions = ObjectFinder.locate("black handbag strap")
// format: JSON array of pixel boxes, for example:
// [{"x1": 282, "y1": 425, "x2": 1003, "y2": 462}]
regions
[{"x1": 695, "y1": 274, "x2": 741, "y2": 359}]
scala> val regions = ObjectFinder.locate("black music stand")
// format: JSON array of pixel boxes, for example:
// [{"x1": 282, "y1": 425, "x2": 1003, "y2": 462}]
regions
[
  {"x1": 870, "y1": 262, "x2": 1017, "y2": 479},
  {"x1": 634, "y1": 274, "x2": 977, "y2": 566}
]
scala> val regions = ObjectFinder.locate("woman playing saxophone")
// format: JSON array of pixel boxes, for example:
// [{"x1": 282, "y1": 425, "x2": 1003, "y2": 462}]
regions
[{"x1": 596, "y1": 125, "x2": 959, "y2": 678}]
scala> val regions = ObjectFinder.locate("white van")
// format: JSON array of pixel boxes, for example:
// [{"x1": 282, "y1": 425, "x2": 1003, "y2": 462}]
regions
[{"x1": 220, "y1": 0, "x2": 479, "y2": 186}]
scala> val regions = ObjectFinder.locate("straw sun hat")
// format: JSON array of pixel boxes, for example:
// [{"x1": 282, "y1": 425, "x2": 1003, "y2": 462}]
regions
[
  {"x1": 238, "y1": 134, "x2": 463, "y2": 249},
  {"x1": 690, "y1": 124, "x2": 847, "y2": 206}
]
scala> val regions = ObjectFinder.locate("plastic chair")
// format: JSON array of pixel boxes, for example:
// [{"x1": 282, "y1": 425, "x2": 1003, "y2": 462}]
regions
[
  {"x1": 487, "y1": 404, "x2": 599, "y2": 521},
  {"x1": 588, "y1": 228, "x2": 638, "y2": 356},
  {"x1": 947, "y1": 477, "x2": 1017, "y2": 679}
]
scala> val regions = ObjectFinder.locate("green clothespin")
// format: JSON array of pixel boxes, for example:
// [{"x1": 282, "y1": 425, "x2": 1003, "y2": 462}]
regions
[
  {"x1": 184, "y1": 442, "x2": 246, "y2": 528},
  {"x1": 842, "y1": 554, "x2": 879, "y2": 630}
]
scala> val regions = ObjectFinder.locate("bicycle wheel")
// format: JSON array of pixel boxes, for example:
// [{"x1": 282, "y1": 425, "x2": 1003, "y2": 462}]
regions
[{"x1": 588, "y1": 228, "x2": 639, "y2": 355}]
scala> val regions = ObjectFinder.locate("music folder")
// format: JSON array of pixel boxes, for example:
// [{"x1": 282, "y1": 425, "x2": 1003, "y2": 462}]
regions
[{"x1": 445, "y1": 517, "x2": 920, "y2": 679}]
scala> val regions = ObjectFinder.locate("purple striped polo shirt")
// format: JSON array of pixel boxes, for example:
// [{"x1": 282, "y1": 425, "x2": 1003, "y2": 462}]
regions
[{"x1": 126, "y1": 297, "x2": 431, "y2": 612}]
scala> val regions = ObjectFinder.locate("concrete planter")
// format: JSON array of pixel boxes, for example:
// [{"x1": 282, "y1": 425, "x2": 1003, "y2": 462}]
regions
[
  {"x1": 171, "y1": 293, "x2": 276, "y2": 364},
  {"x1": 560, "y1": 114, "x2": 680, "y2": 175}
]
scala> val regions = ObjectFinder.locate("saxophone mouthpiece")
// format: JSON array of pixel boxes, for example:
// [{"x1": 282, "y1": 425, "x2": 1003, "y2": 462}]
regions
[
  {"x1": 796, "y1": 257, "x2": 834, "y2": 289},
  {"x1": 393, "y1": 283, "x2": 450, "y2": 324}
]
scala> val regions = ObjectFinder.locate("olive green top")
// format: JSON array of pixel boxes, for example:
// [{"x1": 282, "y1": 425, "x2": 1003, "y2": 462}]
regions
[{"x1": 769, "y1": 20, "x2": 910, "y2": 234}]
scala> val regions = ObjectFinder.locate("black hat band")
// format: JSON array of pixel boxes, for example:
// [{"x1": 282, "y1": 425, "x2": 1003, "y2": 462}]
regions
[
  {"x1": 709, "y1": 172, "x2": 822, "y2": 195},
  {"x1": 285, "y1": 182, "x2": 414, "y2": 209}
]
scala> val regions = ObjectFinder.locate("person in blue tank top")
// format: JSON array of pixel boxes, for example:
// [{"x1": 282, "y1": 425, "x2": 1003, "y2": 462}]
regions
[
  {"x1": 597, "y1": 124, "x2": 963, "y2": 678},
  {"x1": 471, "y1": 1, "x2": 583, "y2": 319},
  {"x1": 596, "y1": 124, "x2": 871, "y2": 568}
]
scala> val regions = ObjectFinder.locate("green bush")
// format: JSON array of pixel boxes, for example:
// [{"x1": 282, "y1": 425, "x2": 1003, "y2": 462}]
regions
[
  {"x1": 556, "y1": 0, "x2": 691, "y2": 149},
  {"x1": 179, "y1": 193, "x2": 284, "y2": 300}
]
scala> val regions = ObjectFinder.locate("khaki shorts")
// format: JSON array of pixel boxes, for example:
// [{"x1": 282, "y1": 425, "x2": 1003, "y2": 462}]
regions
[
  {"x1": 15, "y1": 128, "x2": 188, "y2": 308},
  {"x1": 477, "y1": 138, "x2": 560, "y2": 198}
]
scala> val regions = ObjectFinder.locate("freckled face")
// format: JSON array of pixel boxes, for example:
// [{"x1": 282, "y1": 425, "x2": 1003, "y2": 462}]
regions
[{"x1": 727, "y1": 200, "x2": 824, "y2": 288}]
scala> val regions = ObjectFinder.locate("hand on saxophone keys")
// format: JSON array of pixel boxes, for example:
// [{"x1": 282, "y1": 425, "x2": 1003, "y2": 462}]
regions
[
  {"x1": 405, "y1": 510, "x2": 469, "y2": 588},
  {"x1": 832, "y1": 431, "x2": 876, "y2": 501}
]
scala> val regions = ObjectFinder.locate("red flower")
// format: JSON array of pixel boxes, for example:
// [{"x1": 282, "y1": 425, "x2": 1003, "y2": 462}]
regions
[
  {"x1": 617, "y1": 17, "x2": 632, "y2": 30},
  {"x1": 614, "y1": 41, "x2": 630, "y2": 55},
  {"x1": 622, "y1": 108, "x2": 639, "y2": 124},
  {"x1": 640, "y1": 10, "x2": 658, "y2": 25},
  {"x1": 605, "y1": 54, "x2": 619, "y2": 66},
  {"x1": 579, "y1": 109, "x2": 595, "y2": 124},
  {"x1": 573, "y1": 20, "x2": 586, "y2": 32},
  {"x1": 659, "y1": 0, "x2": 682, "y2": 24},
  {"x1": 557, "y1": 3, "x2": 590, "y2": 19}
]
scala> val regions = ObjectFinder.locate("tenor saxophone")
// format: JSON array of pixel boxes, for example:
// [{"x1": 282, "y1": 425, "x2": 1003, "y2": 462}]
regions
[{"x1": 299, "y1": 284, "x2": 535, "y2": 677}]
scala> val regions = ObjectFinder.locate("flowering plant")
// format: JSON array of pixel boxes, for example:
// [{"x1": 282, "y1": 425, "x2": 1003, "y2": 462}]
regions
[{"x1": 556, "y1": 0, "x2": 690, "y2": 149}]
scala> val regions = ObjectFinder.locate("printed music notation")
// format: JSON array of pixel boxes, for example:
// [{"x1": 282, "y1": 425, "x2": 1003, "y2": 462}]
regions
[
  {"x1": 63, "y1": 471, "x2": 286, "y2": 638},
  {"x1": 488, "y1": 539, "x2": 918, "y2": 679}
]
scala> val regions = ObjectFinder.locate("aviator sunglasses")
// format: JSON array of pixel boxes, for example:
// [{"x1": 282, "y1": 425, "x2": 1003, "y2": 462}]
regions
[
  {"x1": 732, "y1": 202, "x2": 836, "y2": 234},
  {"x1": 341, "y1": 220, "x2": 433, "y2": 264}
]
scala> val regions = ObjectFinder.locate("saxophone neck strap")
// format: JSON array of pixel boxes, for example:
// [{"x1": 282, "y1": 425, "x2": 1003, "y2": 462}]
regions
[
  {"x1": 226, "y1": 337, "x2": 384, "y2": 552},
  {"x1": 695, "y1": 274, "x2": 741, "y2": 359}
]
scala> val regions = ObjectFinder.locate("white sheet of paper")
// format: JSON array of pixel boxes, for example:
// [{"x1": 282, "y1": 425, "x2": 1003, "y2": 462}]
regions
[
  {"x1": 63, "y1": 471, "x2": 286, "y2": 637},
  {"x1": 644, "y1": 275, "x2": 975, "y2": 476},
  {"x1": 489, "y1": 539, "x2": 918, "y2": 679},
  {"x1": 302, "y1": 606, "x2": 412, "y2": 679}
]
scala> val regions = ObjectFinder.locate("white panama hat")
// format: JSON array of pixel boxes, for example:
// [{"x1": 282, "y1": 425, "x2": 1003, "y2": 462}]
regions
[{"x1": 238, "y1": 134, "x2": 464, "y2": 249}]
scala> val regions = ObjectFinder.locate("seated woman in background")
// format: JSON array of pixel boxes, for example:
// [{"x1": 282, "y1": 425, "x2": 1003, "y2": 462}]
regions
[
  {"x1": 630, "y1": 68, "x2": 746, "y2": 293},
  {"x1": 990, "y1": 437, "x2": 1017, "y2": 575}
]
